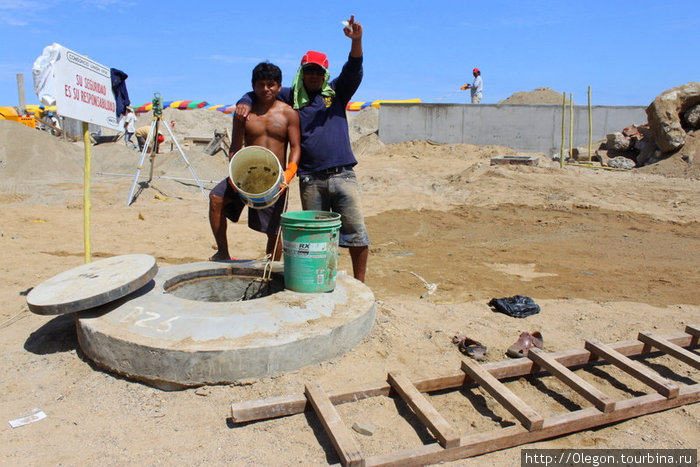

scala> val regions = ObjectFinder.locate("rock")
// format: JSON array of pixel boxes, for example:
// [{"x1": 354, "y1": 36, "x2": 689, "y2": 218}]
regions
[
  {"x1": 633, "y1": 125, "x2": 654, "y2": 150},
  {"x1": 352, "y1": 421, "x2": 375, "y2": 436},
  {"x1": 646, "y1": 82, "x2": 700, "y2": 153},
  {"x1": 608, "y1": 156, "x2": 635, "y2": 170},
  {"x1": 606, "y1": 132, "x2": 632, "y2": 151},
  {"x1": 593, "y1": 149, "x2": 611, "y2": 166},
  {"x1": 622, "y1": 126, "x2": 641, "y2": 139},
  {"x1": 684, "y1": 104, "x2": 700, "y2": 129},
  {"x1": 572, "y1": 147, "x2": 593, "y2": 161},
  {"x1": 637, "y1": 144, "x2": 662, "y2": 166}
]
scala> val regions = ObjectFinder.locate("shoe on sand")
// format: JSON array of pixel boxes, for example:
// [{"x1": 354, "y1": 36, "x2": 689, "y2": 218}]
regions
[
  {"x1": 452, "y1": 334, "x2": 488, "y2": 361},
  {"x1": 506, "y1": 331, "x2": 543, "y2": 358}
]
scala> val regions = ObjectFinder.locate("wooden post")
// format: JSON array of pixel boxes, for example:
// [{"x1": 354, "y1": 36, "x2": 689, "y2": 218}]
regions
[{"x1": 16, "y1": 73, "x2": 26, "y2": 115}]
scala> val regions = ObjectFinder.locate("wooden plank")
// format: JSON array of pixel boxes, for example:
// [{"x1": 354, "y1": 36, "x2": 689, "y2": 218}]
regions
[
  {"x1": 528, "y1": 348, "x2": 616, "y2": 413},
  {"x1": 460, "y1": 359, "x2": 544, "y2": 431},
  {"x1": 585, "y1": 339, "x2": 679, "y2": 399},
  {"x1": 387, "y1": 371, "x2": 460, "y2": 448},
  {"x1": 230, "y1": 333, "x2": 694, "y2": 423},
  {"x1": 686, "y1": 324, "x2": 700, "y2": 346},
  {"x1": 304, "y1": 382, "x2": 364, "y2": 467},
  {"x1": 364, "y1": 384, "x2": 700, "y2": 467},
  {"x1": 638, "y1": 332, "x2": 700, "y2": 370}
]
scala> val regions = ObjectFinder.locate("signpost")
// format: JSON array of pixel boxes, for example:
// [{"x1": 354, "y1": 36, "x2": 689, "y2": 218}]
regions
[{"x1": 49, "y1": 44, "x2": 120, "y2": 262}]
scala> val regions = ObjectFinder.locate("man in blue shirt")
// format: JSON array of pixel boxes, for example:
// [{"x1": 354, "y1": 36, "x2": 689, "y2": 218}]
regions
[{"x1": 235, "y1": 15, "x2": 369, "y2": 282}]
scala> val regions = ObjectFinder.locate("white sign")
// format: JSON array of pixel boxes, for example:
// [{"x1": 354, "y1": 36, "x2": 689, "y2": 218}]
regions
[{"x1": 53, "y1": 45, "x2": 120, "y2": 130}]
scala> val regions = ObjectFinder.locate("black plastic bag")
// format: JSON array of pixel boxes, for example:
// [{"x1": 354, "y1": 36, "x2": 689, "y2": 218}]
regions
[{"x1": 488, "y1": 295, "x2": 540, "y2": 318}]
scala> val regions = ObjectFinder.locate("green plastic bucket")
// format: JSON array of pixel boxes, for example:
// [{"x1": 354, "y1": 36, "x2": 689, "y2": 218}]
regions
[{"x1": 281, "y1": 211, "x2": 341, "y2": 293}]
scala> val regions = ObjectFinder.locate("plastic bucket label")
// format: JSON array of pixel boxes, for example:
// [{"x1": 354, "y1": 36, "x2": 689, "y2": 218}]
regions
[
  {"x1": 281, "y1": 211, "x2": 341, "y2": 293},
  {"x1": 283, "y1": 241, "x2": 330, "y2": 258}
]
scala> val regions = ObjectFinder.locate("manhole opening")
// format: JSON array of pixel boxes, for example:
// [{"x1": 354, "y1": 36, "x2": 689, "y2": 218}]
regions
[{"x1": 165, "y1": 274, "x2": 285, "y2": 302}]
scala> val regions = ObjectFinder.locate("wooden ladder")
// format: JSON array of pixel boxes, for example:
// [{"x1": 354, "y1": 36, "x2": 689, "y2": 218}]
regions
[{"x1": 230, "y1": 325, "x2": 700, "y2": 466}]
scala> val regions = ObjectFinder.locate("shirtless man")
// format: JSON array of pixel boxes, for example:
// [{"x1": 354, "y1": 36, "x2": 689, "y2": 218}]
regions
[{"x1": 208, "y1": 62, "x2": 301, "y2": 261}]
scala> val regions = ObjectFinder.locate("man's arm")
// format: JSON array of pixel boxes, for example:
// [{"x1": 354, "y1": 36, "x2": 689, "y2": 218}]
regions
[
  {"x1": 235, "y1": 89, "x2": 291, "y2": 124},
  {"x1": 344, "y1": 15, "x2": 362, "y2": 58},
  {"x1": 283, "y1": 108, "x2": 301, "y2": 184},
  {"x1": 229, "y1": 115, "x2": 245, "y2": 160},
  {"x1": 334, "y1": 16, "x2": 364, "y2": 103}
]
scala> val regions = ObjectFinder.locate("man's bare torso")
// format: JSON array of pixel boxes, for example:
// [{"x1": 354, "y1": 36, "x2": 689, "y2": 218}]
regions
[{"x1": 244, "y1": 100, "x2": 292, "y2": 168}]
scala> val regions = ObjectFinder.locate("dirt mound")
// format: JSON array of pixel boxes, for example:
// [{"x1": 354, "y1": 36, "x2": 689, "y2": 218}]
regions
[
  {"x1": 635, "y1": 133, "x2": 700, "y2": 179},
  {"x1": 348, "y1": 107, "x2": 384, "y2": 156},
  {"x1": 0, "y1": 118, "x2": 229, "y2": 201},
  {"x1": 133, "y1": 108, "x2": 233, "y2": 139},
  {"x1": 498, "y1": 87, "x2": 565, "y2": 104},
  {"x1": 0, "y1": 120, "x2": 84, "y2": 182}
]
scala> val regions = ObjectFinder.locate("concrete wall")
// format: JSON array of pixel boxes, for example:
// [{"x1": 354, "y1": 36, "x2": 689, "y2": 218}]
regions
[{"x1": 379, "y1": 103, "x2": 648, "y2": 156}]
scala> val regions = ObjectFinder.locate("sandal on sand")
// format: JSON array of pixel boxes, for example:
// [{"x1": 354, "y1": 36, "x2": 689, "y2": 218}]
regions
[
  {"x1": 452, "y1": 334, "x2": 488, "y2": 361},
  {"x1": 506, "y1": 331, "x2": 543, "y2": 358}
]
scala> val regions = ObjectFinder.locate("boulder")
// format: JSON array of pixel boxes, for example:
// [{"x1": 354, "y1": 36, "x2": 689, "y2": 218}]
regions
[
  {"x1": 646, "y1": 82, "x2": 700, "y2": 153},
  {"x1": 606, "y1": 132, "x2": 632, "y2": 151},
  {"x1": 683, "y1": 104, "x2": 700, "y2": 129},
  {"x1": 608, "y1": 156, "x2": 635, "y2": 170}
]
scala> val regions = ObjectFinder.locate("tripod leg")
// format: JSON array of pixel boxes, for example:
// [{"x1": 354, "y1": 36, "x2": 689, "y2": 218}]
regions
[
  {"x1": 162, "y1": 120, "x2": 208, "y2": 199},
  {"x1": 126, "y1": 119, "x2": 158, "y2": 205}
]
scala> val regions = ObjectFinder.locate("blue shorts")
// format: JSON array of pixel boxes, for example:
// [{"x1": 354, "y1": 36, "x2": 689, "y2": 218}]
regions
[
  {"x1": 299, "y1": 167, "x2": 370, "y2": 247},
  {"x1": 211, "y1": 178, "x2": 287, "y2": 235}
]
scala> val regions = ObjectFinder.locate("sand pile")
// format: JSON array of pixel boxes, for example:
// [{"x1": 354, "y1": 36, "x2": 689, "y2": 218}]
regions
[
  {"x1": 0, "y1": 120, "x2": 84, "y2": 183},
  {"x1": 133, "y1": 107, "x2": 233, "y2": 140},
  {"x1": 498, "y1": 87, "x2": 565, "y2": 104},
  {"x1": 0, "y1": 117, "x2": 230, "y2": 203},
  {"x1": 347, "y1": 107, "x2": 385, "y2": 156}
]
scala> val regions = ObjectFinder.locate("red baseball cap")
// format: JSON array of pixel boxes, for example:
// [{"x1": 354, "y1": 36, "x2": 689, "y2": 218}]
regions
[
  {"x1": 301, "y1": 51, "x2": 329, "y2": 70},
  {"x1": 473, "y1": 68, "x2": 480, "y2": 73}
]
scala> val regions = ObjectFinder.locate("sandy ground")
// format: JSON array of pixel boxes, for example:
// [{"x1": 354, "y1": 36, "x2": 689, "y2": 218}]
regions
[{"x1": 0, "y1": 109, "x2": 698, "y2": 466}]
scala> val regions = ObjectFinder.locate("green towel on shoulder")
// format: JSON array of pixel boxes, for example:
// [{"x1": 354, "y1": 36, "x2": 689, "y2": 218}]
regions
[{"x1": 291, "y1": 65, "x2": 335, "y2": 110}]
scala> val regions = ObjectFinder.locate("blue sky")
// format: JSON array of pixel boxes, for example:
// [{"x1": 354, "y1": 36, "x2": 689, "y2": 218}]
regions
[{"x1": 1, "y1": 0, "x2": 698, "y2": 109}]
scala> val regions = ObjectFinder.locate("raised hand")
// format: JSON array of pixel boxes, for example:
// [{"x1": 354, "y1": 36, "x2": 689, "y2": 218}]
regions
[{"x1": 343, "y1": 15, "x2": 362, "y2": 39}]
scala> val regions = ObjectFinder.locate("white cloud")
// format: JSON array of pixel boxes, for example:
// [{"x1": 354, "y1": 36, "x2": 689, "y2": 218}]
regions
[{"x1": 0, "y1": 0, "x2": 49, "y2": 26}]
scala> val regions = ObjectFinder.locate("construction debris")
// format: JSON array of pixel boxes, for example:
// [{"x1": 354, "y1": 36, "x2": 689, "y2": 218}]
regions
[{"x1": 593, "y1": 82, "x2": 700, "y2": 168}]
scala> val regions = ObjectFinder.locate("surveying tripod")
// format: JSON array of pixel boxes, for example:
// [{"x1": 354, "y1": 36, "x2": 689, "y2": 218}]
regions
[{"x1": 126, "y1": 93, "x2": 207, "y2": 205}]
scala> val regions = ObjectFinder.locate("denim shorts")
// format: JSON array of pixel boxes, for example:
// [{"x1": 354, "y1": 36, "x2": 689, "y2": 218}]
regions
[{"x1": 299, "y1": 168, "x2": 370, "y2": 247}]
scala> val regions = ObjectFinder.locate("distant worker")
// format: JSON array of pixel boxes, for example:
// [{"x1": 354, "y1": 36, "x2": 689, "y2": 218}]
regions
[
  {"x1": 123, "y1": 106, "x2": 136, "y2": 149},
  {"x1": 208, "y1": 62, "x2": 301, "y2": 262},
  {"x1": 462, "y1": 68, "x2": 483, "y2": 104},
  {"x1": 34, "y1": 104, "x2": 46, "y2": 130},
  {"x1": 135, "y1": 125, "x2": 164, "y2": 152}
]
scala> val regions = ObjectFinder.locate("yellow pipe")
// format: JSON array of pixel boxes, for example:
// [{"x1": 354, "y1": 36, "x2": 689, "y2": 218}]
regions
[
  {"x1": 560, "y1": 92, "x2": 566, "y2": 168},
  {"x1": 568, "y1": 93, "x2": 574, "y2": 159},
  {"x1": 588, "y1": 86, "x2": 593, "y2": 162},
  {"x1": 83, "y1": 122, "x2": 92, "y2": 263},
  {"x1": 566, "y1": 163, "x2": 628, "y2": 171}
]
